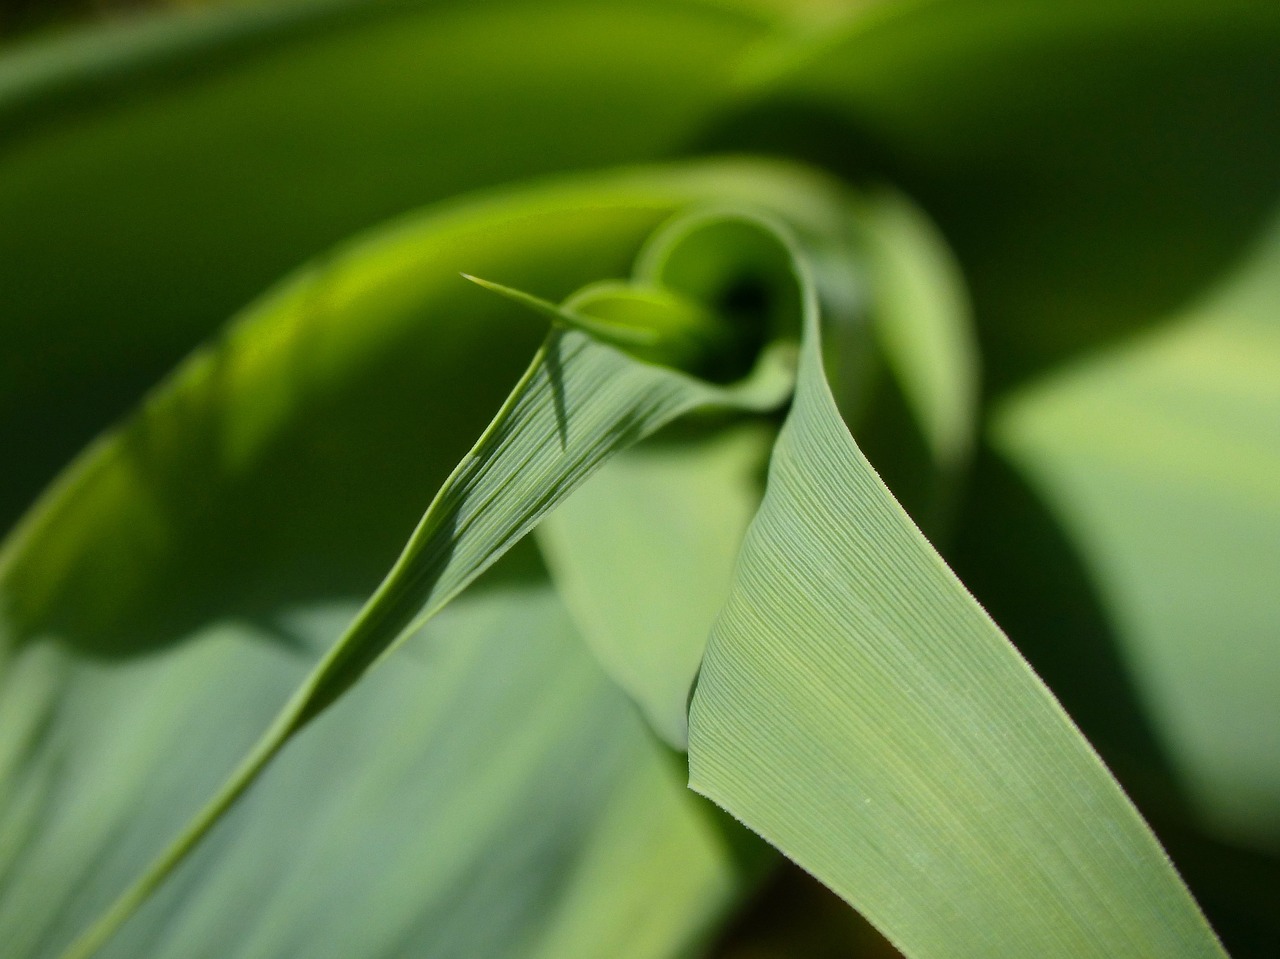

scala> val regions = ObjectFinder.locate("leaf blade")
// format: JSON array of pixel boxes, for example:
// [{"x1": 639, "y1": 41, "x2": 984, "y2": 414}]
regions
[{"x1": 686, "y1": 220, "x2": 1226, "y2": 959}]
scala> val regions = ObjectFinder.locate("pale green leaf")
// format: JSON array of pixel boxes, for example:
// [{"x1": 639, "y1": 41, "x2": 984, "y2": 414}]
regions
[
  {"x1": 994, "y1": 205, "x2": 1280, "y2": 853},
  {"x1": 95, "y1": 559, "x2": 756, "y2": 959},
  {"x1": 686, "y1": 216, "x2": 1225, "y2": 959},
  {"x1": 538, "y1": 423, "x2": 774, "y2": 748},
  {"x1": 0, "y1": 543, "x2": 756, "y2": 959}
]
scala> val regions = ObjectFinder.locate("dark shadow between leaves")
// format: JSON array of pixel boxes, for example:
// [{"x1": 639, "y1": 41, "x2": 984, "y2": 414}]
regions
[
  {"x1": 2, "y1": 273, "x2": 544, "y2": 661},
  {"x1": 707, "y1": 859, "x2": 903, "y2": 959},
  {"x1": 687, "y1": 15, "x2": 1280, "y2": 395},
  {"x1": 544, "y1": 332, "x2": 569, "y2": 452}
]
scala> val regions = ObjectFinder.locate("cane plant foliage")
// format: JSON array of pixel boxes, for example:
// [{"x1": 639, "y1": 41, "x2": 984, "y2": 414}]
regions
[{"x1": 0, "y1": 1, "x2": 1277, "y2": 958}]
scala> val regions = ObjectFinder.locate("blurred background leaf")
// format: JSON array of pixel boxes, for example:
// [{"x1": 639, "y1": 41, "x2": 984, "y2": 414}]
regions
[
  {"x1": 706, "y1": 0, "x2": 1280, "y2": 391},
  {"x1": 0, "y1": 0, "x2": 772, "y2": 532},
  {"x1": 994, "y1": 204, "x2": 1280, "y2": 855}
]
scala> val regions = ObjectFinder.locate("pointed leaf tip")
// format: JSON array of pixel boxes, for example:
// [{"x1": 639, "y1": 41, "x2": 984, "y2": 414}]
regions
[{"x1": 462, "y1": 272, "x2": 659, "y2": 347}]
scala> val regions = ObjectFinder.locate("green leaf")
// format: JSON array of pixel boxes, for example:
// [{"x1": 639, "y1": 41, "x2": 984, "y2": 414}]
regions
[
  {"x1": 60, "y1": 301, "x2": 788, "y2": 959},
  {"x1": 0, "y1": 161, "x2": 843, "y2": 959},
  {"x1": 0, "y1": 543, "x2": 758, "y2": 959},
  {"x1": 0, "y1": 160, "x2": 836, "y2": 647},
  {"x1": 994, "y1": 205, "x2": 1280, "y2": 854},
  {"x1": 461, "y1": 274, "x2": 663, "y2": 350},
  {"x1": 95, "y1": 557, "x2": 757, "y2": 959},
  {"x1": 282, "y1": 297, "x2": 793, "y2": 724},
  {"x1": 534, "y1": 197, "x2": 875, "y2": 749},
  {"x1": 686, "y1": 216, "x2": 1225, "y2": 959},
  {"x1": 0, "y1": 0, "x2": 770, "y2": 529},
  {"x1": 538, "y1": 423, "x2": 774, "y2": 748}
]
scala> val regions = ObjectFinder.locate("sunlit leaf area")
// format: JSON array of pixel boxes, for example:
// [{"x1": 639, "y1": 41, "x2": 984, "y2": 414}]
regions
[{"x1": 1, "y1": 1, "x2": 1277, "y2": 957}]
